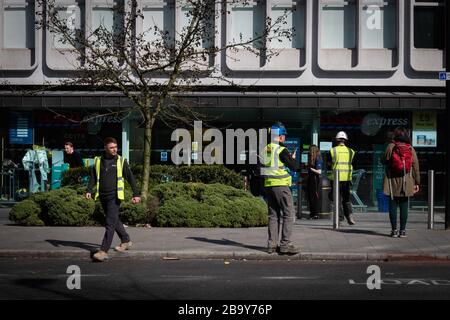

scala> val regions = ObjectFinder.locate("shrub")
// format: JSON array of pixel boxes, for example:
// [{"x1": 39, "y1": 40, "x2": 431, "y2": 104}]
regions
[
  {"x1": 130, "y1": 164, "x2": 244, "y2": 189},
  {"x1": 119, "y1": 202, "x2": 149, "y2": 225},
  {"x1": 174, "y1": 165, "x2": 244, "y2": 189},
  {"x1": 43, "y1": 188, "x2": 95, "y2": 226},
  {"x1": 61, "y1": 167, "x2": 90, "y2": 186},
  {"x1": 9, "y1": 200, "x2": 44, "y2": 226},
  {"x1": 151, "y1": 182, "x2": 267, "y2": 227}
]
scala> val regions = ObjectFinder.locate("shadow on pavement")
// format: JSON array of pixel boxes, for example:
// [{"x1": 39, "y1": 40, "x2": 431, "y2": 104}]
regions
[
  {"x1": 314, "y1": 228, "x2": 388, "y2": 237},
  {"x1": 46, "y1": 239, "x2": 99, "y2": 253},
  {"x1": 186, "y1": 237, "x2": 266, "y2": 252}
]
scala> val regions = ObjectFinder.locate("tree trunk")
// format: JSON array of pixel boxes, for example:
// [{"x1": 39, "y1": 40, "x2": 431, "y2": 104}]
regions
[{"x1": 141, "y1": 108, "x2": 154, "y2": 201}]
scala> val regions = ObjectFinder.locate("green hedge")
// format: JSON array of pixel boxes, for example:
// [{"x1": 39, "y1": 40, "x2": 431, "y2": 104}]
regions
[
  {"x1": 131, "y1": 164, "x2": 244, "y2": 189},
  {"x1": 9, "y1": 181, "x2": 264, "y2": 228},
  {"x1": 151, "y1": 182, "x2": 267, "y2": 228},
  {"x1": 10, "y1": 186, "x2": 148, "y2": 226}
]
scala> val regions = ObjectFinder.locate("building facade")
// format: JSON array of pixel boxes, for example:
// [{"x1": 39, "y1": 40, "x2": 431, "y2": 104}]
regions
[{"x1": 0, "y1": 0, "x2": 446, "y2": 209}]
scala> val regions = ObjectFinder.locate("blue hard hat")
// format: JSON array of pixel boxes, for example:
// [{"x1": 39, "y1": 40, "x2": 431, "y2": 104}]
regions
[{"x1": 271, "y1": 123, "x2": 288, "y2": 136}]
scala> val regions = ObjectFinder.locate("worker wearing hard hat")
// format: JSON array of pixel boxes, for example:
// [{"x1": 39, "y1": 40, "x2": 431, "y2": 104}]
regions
[
  {"x1": 327, "y1": 131, "x2": 356, "y2": 225},
  {"x1": 261, "y1": 122, "x2": 300, "y2": 255}
]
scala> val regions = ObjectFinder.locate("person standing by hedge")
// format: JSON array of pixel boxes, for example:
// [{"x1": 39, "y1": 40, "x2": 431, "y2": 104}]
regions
[
  {"x1": 381, "y1": 127, "x2": 420, "y2": 238},
  {"x1": 261, "y1": 122, "x2": 300, "y2": 255},
  {"x1": 86, "y1": 137, "x2": 141, "y2": 262},
  {"x1": 64, "y1": 142, "x2": 84, "y2": 168}
]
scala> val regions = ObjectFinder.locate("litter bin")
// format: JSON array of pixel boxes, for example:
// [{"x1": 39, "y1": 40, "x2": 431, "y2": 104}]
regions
[{"x1": 376, "y1": 189, "x2": 389, "y2": 212}]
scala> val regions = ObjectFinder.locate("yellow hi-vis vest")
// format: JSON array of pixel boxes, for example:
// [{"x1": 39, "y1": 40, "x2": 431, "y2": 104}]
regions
[
  {"x1": 329, "y1": 145, "x2": 355, "y2": 181},
  {"x1": 261, "y1": 143, "x2": 292, "y2": 187},
  {"x1": 94, "y1": 155, "x2": 125, "y2": 201}
]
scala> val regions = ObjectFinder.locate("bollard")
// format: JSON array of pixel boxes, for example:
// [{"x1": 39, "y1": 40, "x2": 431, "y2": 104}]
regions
[
  {"x1": 333, "y1": 170, "x2": 340, "y2": 229},
  {"x1": 428, "y1": 170, "x2": 434, "y2": 230}
]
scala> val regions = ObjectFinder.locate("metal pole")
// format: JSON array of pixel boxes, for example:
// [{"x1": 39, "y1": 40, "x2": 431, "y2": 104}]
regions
[
  {"x1": 1, "y1": 137, "x2": 4, "y2": 198},
  {"x1": 297, "y1": 179, "x2": 302, "y2": 219},
  {"x1": 333, "y1": 170, "x2": 340, "y2": 229},
  {"x1": 428, "y1": 170, "x2": 434, "y2": 230}
]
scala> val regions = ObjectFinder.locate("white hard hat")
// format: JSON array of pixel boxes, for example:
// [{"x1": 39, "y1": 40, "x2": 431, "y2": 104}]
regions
[{"x1": 335, "y1": 131, "x2": 348, "y2": 141}]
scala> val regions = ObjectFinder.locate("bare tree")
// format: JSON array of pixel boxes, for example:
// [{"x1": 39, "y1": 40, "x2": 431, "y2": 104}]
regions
[{"x1": 36, "y1": 0, "x2": 294, "y2": 200}]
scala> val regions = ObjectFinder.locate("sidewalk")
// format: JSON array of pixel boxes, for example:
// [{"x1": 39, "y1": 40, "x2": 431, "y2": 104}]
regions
[{"x1": 0, "y1": 208, "x2": 449, "y2": 261}]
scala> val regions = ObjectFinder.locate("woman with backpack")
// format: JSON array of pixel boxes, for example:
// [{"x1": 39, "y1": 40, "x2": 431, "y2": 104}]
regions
[
  {"x1": 306, "y1": 145, "x2": 323, "y2": 219},
  {"x1": 381, "y1": 127, "x2": 420, "y2": 238}
]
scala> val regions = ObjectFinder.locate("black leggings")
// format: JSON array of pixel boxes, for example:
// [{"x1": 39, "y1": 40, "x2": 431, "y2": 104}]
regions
[{"x1": 307, "y1": 175, "x2": 321, "y2": 216}]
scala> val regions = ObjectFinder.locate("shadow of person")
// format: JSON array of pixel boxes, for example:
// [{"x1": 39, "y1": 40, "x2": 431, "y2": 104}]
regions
[
  {"x1": 46, "y1": 239, "x2": 100, "y2": 254},
  {"x1": 186, "y1": 237, "x2": 266, "y2": 252},
  {"x1": 314, "y1": 228, "x2": 387, "y2": 237}
]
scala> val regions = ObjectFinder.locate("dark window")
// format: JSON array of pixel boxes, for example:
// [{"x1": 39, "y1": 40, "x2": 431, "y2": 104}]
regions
[{"x1": 414, "y1": 6, "x2": 445, "y2": 49}]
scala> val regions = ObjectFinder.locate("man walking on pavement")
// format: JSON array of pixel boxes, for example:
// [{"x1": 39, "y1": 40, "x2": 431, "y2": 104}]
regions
[
  {"x1": 261, "y1": 122, "x2": 300, "y2": 255},
  {"x1": 86, "y1": 137, "x2": 141, "y2": 262},
  {"x1": 327, "y1": 131, "x2": 356, "y2": 225}
]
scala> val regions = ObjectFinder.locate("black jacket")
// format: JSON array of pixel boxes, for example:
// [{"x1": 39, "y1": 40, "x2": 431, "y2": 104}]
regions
[
  {"x1": 64, "y1": 151, "x2": 84, "y2": 168},
  {"x1": 86, "y1": 154, "x2": 140, "y2": 198},
  {"x1": 278, "y1": 142, "x2": 300, "y2": 172}
]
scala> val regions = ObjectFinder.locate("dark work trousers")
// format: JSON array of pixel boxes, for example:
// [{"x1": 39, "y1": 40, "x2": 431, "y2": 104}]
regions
[
  {"x1": 329, "y1": 181, "x2": 353, "y2": 218},
  {"x1": 100, "y1": 194, "x2": 130, "y2": 252},
  {"x1": 306, "y1": 175, "x2": 321, "y2": 217},
  {"x1": 266, "y1": 186, "x2": 295, "y2": 247}
]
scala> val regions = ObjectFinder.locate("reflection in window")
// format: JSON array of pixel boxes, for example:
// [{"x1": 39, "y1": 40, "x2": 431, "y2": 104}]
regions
[
  {"x1": 53, "y1": 4, "x2": 84, "y2": 50},
  {"x1": 143, "y1": 6, "x2": 174, "y2": 45},
  {"x1": 180, "y1": 5, "x2": 214, "y2": 49},
  {"x1": 361, "y1": 2, "x2": 396, "y2": 49},
  {"x1": 414, "y1": 6, "x2": 444, "y2": 49},
  {"x1": 321, "y1": 4, "x2": 356, "y2": 49},
  {"x1": 269, "y1": 4, "x2": 305, "y2": 49},
  {"x1": 231, "y1": 5, "x2": 265, "y2": 48},
  {"x1": 92, "y1": 4, "x2": 123, "y2": 45},
  {"x1": 3, "y1": 5, "x2": 34, "y2": 49}
]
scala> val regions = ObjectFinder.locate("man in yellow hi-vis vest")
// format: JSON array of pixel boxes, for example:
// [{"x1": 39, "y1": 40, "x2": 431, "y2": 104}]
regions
[
  {"x1": 86, "y1": 137, "x2": 141, "y2": 262},
  {"x1": 261, "y1": 122, "x2": 300, "y2": 255},
  {"x1": 327, "y1": 131, "x2": 356, "y2": 225}
]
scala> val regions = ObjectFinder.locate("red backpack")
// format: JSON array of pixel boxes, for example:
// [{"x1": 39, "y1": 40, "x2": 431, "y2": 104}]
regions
[{"x1": 390, "y1": 142, "x2": 413, "y2": 175}]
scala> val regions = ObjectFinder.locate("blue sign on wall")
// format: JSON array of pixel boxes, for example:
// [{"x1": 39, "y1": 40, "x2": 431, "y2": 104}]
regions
[
  {"x1": 9, "y1": 112, "x2": 33, "y2": 145},
  {"x1": 161, "y1": 151, "x2": 168, "y2": 162}
]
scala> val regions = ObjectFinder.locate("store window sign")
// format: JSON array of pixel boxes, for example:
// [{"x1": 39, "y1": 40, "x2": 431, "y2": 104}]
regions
[
  {"x1": 9, "y1": 112, "x2": 33, "y2": 144},
  {"x1": 412, "y1": 112, "x2": 437, "y2": 148},
  {"x1": 320, "y1": 141, "x2": 332, "y2": 151},
  {"x1": 361, "y1": 113, "x2": 409, "y2": 136}
]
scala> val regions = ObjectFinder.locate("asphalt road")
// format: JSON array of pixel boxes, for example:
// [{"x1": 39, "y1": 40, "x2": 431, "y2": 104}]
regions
[{"x1": 1, "y1": 258, "x2": 450, "y2": 301}]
